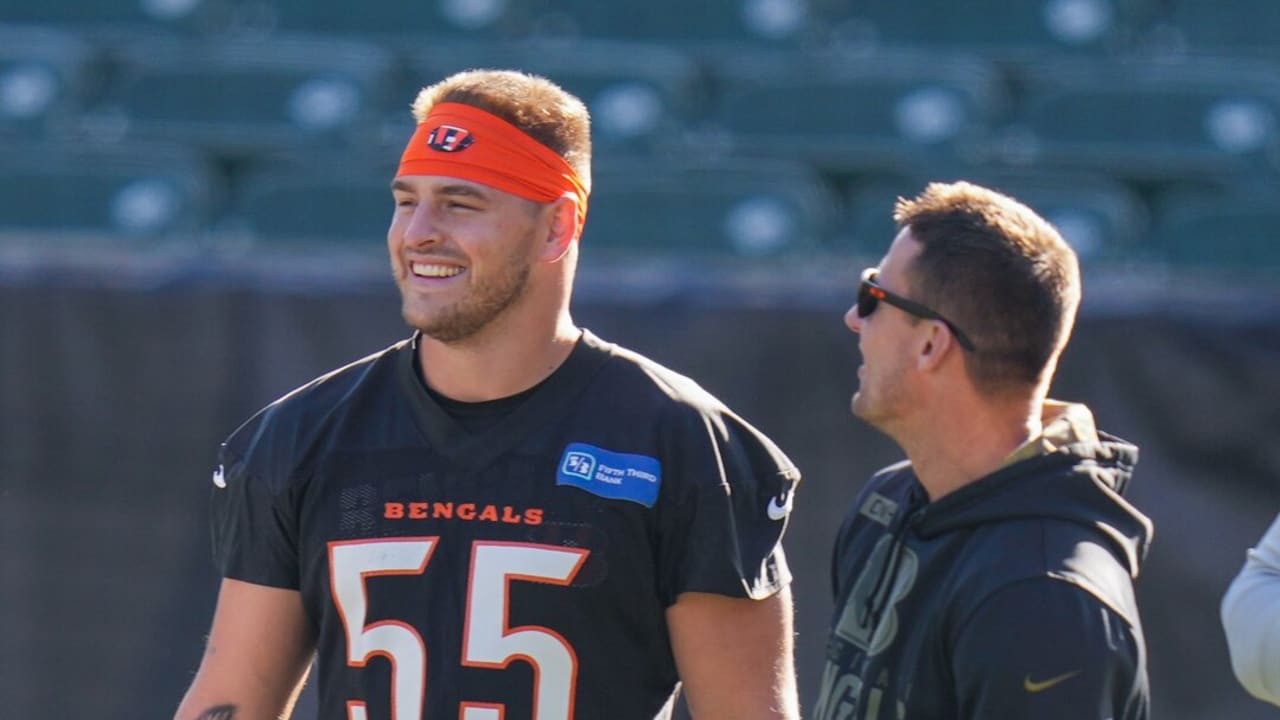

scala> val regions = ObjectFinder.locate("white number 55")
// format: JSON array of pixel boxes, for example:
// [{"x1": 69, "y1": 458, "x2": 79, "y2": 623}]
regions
[{"x1": 329, "y1": 538, "x2": 590, "y2": 720}]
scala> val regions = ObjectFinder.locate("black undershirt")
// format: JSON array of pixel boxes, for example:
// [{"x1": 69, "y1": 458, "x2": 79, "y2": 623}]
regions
[{"x1": 413, "y1": 351, "x2": 544, "y2": 434}]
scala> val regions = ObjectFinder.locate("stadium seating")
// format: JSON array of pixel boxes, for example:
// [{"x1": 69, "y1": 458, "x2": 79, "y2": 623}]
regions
[
  {"x1": 402, "y1": 41, "x2": 703, "y2": 160},
  {"x1": 822, "y1": 0, "x2": 1155, "y2": 56},
  {"x1": 532, "y1": 0, "x2": 830, "y2": 51},
  {"x1": 584, "y1": 159, "x2": 836, "y2": 257},
  {"x1": 1003, "y1": 58, "x2": 1280, "y2": 181},
  {"x1": 840, "y1": 171, "x2": 1149, "y2": 262},
  {"x1": 0, "y1": 0, "x2": 231, "y2": 36},
  {"x1": 224, "y1": 157, "x2": 393, "y2": 246},
  {"x1": 1155, "y1": 190, "x2": 1280, "y2": 271},
  {"x1": 706, "y1": 52, "x2": 1005, "y2": 173},
  {"x1": 0, "y1": 143, "x2": 213, "y2": 241},
  {"x1": 1159, "y1": 0, "x2": 1280, "y2": 56},
  {"x1": 224, "y1": 0, "x2": 535, "y2": 42},
  {"x1": 0, "y1": 26, "x2": 93, "y2": 140},
  {"x1": 82, "y1": 37, "x2": 393, "y2": 157},
  {"x1": 1, "y1": 0, "x2": 1277, "y2": 276}
]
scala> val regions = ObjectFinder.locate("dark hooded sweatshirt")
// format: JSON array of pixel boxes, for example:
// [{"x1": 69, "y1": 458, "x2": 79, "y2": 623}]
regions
[{"x1": 813, "y1": 405, "x2": 1153, "y2": 720}]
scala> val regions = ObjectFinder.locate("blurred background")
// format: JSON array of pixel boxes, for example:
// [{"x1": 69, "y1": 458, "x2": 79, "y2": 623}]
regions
[{"x1": 0, "y1": 0, "x2": 1278, "y2": 717}]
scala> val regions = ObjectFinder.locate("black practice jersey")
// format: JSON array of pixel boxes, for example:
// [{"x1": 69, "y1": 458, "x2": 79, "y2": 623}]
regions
[{"x1": 211, "y1": 330, "x2": 799, "y2": 720}]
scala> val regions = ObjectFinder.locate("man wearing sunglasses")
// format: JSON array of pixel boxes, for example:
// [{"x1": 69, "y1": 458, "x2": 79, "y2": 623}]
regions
[{"x1": 813, "y1": 181, "x2": 1153, "y2": 720}]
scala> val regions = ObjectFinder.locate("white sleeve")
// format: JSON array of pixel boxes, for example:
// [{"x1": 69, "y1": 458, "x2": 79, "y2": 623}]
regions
[{"x1": 1221, "y1": 512, "x2": 1280, "y2": 706}]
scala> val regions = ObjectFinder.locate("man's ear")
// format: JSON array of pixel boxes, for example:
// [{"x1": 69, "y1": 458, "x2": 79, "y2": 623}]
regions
[
  {"x1": 540, "y1": 197, "x2": 579, "y2": 262},
  {"x1": 916, "y1": 321, "x2": 956, "y2": 373}
]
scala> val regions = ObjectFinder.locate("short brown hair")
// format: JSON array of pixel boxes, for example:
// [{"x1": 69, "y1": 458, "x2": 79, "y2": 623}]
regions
[
  {"x1": 894, "y1": 181, "x2": 1081, "y2": 394},
  {"x1": 412, "y1": 69, "x2": 592, "y2": 192}
]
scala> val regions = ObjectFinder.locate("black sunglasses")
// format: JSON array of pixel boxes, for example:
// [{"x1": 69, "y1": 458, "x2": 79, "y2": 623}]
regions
[{"x1": 856, "y1": 268, "x2": 976, "y2": 352}]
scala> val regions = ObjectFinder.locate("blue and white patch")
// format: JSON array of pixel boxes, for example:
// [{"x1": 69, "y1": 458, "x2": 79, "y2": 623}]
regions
[{"x1": 556, "y1": 442, "x2": 661, "y2": 508}]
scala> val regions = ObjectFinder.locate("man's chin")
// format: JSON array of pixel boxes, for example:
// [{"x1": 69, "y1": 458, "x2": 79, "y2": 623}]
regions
[
  {"x1": 410, "y1": 320, "x2": 467, "y2": 344},
  {"x1": 401, "y1": 306, "x2": 431, "y2": 334},
  {"x1": 404, "y1": 311, "x2": 486, "y2": 345},
  {"x1": 403, "y1": 307, "x2": 446, "y2": 340},
  {"x1": 850, "y1": 391, "x2": 867, "y2": 419},
  {"x1": 851, "y1": 393, "x2": 889, "y2": 430}
]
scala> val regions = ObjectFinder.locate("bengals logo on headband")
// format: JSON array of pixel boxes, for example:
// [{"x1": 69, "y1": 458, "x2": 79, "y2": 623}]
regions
[{"x1": 426, "y1": 125, "x2": 475, "y2": 152}]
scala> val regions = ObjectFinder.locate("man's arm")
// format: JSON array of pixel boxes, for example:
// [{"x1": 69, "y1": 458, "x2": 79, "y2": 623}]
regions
[
  {"x1": 951, "y1": 579, "x2": 1147, "y2": 719},
  {"x1": 1221, "y1": 513, "x2": 1280, "y2": 706},
  {"x1": 174, "y1": 578, "x2": 316, "y2": 720},
  {"x1": 666, "y1": 587, "x2": 800, "y2": 720}
]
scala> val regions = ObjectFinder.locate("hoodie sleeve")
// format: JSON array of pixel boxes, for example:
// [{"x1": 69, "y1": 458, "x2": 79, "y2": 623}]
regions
[
  {"x1": 1221, "y1": 512, "x2": 1280, "y2": 706},
  {"x1": 951, "y1": 578, "x2": 1148, "y2": 720}
]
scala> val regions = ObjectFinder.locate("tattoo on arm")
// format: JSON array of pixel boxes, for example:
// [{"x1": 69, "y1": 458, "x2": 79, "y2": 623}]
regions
[{"x1": 194, "y1": 705, "x2": 236, "y2": 720}]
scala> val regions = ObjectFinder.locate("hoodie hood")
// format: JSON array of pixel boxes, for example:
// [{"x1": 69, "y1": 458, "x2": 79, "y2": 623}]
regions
[{"x1": 911, "y1": 431, "x2": 1153, "y2": 579}]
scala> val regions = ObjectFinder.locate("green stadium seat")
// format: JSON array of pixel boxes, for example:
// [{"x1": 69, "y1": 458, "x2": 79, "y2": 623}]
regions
[
  {"x1": 840, "y1": 172, "x2": 1149, "y2": 263},
  {"x1": 0, "y1": 0, "x2": 231, "y2": 36},
  {"x1": 227, "y1": 0, "x2": 533, "y2": 41},
  {"x1": 825, "y1": 0, "x2": 1151, "y2": 56},
  {"x1": 0, "y1": 143, "x2": 213, "y2": 241},
  {"x1": 1005, "y1": 59, "x2": 1280, "y2": 181},
  {"x1": 583, "y1": 159, "x2": 836, "y2": 258},
  {"x1": 707, "y1": 52, "x2": 1003, "y2": 172},
  {"x1": 0, "y1": 27, "x2": 93, "y2": 140},
  {"x1": 1155, "y1": 191, "x2": 1280, "y2": 271},
  {"x1": 1160, "y1": 0, "x2": 1280, "y2": 56},
  {"x1": 534, "y1": 0, "x2": 828, "y2": 50},
  {"x1": 226, "y1": 158, "x2": 393, "y2": 247},
  {"x1": 402, "y1": 42, "x2": 702, "y2": 159},
  {"x1": 84, "y1": 38, "x2": 393, "y2": 157}
]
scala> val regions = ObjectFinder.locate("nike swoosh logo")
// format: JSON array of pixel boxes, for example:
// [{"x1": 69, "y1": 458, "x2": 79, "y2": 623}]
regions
[
  {"x1": 1024, "y1": 669, "x2": 1082, "y2": 693},
  {"x1": 212, "y1": 465, "x2": 226, "y2": 489},
  {"x1": 766, "y1": 490, "x2": 793, "y2": 521}
]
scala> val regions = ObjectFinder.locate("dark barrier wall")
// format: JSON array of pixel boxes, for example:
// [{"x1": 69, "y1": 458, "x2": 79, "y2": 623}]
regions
[{"x1": 2, "y1": 279, "x2": 1278, "y2": 719}]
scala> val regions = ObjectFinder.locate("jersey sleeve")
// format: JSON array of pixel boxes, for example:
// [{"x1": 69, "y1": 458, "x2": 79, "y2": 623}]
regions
[
  {"x1": 209, "y1": 430, "x2": 302, "y2": 589},
  {"x1": 951, "y1": 578, "x2": 1148, "y2": 720},
  {"x1": 1221, "y1": 512, "x2": 1280, "y2": 706},
  {"x1": 655, "y1": 405, "x2": 799, "y2": 605}
]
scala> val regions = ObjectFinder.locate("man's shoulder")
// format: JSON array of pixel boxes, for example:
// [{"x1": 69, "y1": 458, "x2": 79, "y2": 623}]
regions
[
  {"x1": 957, "y1": 518, "x2": 1142, "y2": 626},
  {"x1": 964, "y1": 517, "x2": 1135, "y2": 576},
  {"x1": 583, "y1": 330, "x2": 727, "y2": 415},
  {"x1": 869, "y1": 459, "x2": 915, "y2": 485},
  {"x1": 582, "y1": 330, "x2": 796, "y2": 478},
  {"x1": 221, "y1": 337, "x2": 410, "y2": 462},
  {"x1": 583, "y1": 330, "x2": 747, "y2": 425},
  {"x1": 855, "y1": 460, "x2": 918, "y2": 504},
  {"x1": 834, "y1": 460, "x2": 917, "y2": 539}
]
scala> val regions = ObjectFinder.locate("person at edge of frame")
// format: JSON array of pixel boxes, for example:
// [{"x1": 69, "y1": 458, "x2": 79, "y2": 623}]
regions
[
  {"x1": 813, "y1": 180, "x2": 1153, "y2": 720},
  {"x1": 174, "y1": 69, "x2": 802, "y2": 720},
  {"x1": 1222, "y1": 511, "x2": 1280, "y2": 707}
]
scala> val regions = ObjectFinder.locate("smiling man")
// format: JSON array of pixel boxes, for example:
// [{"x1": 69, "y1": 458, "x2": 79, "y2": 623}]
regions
[
  {"x1": 813, "y1": 181, "x2": 1153, "y2": 720},
  {"x1": 174, "y1": 70, "x2": 801, "y2": 720}
]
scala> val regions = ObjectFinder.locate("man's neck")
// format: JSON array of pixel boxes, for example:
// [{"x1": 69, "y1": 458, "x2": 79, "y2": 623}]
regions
[
  {"x1": 418, "y1": 313, "x2": 580, "y2": 402},
  {"x1": 899, "y1": 397, "x2": 1044, "y2": 502}
]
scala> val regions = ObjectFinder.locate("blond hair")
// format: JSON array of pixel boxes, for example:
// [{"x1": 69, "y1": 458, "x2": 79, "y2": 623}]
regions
[{"x1": 413, "y1": 69, "x2": 592, "y2": 192}]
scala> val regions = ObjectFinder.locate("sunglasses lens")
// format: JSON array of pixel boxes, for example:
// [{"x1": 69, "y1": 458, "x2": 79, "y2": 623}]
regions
[{"x1": 856, "y1": 284, "x2": 878, "y2": 318}]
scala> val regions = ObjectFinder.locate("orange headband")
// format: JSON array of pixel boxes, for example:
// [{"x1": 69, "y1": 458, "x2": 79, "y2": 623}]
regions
[{"x1": 398, "y1": 102, "x2": 589, "y2": 240}]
